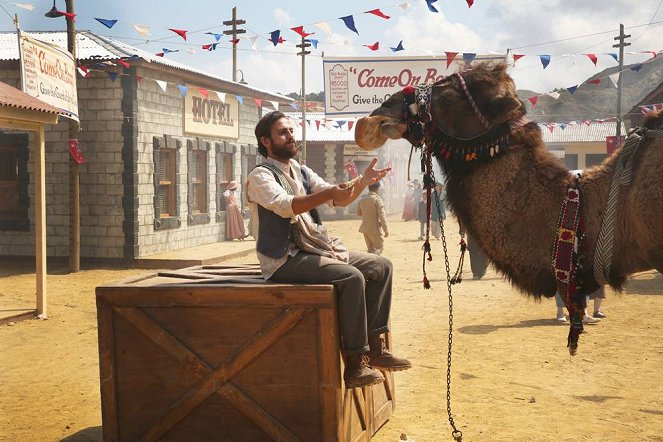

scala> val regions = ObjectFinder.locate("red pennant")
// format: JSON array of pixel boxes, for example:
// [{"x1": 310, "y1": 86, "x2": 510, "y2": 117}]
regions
[
  {"x1": 116, "y1": 59, "x2": 130, "y2": 69},
  {"x1": 230, "y1": 38, "x2": 240, "y2": 45},
  {"x1": 584, "y1": 53, "x2": 598, "y2": 66},
  {"x1": 365, "y1": 9, "x2": 391, "y2": 19},
  {"x1": 202, "y1": 44, "x2": 212, "y2": 50},
  {"x1": 291, "y1": 26, "x2": 314, "y2": 38},
  {"x1": 348, "y1": 121, "x2": 354, "y2": 131},
  {"x1": 198, "y1": 88, "x2": 209, "y2": 98},
  {"x1": 169, "y1": 28, "x2": 188, "y2": 41},
  {"x1": 68, "y1": 139, "x2": 85, "y2": 164},
  {"x1": 56, "y1": 10, "x2": 76, "y2": 22},
  {"x1": 364, "y1": 41, "x2": 379, "y2": 51},
  {"x1": 466, "y1": 0, "x2": 474, "y2": 7},
  {"x1": 527, "y1": 96, "x2": 538, "y2": 107},
  {"x1": 587, "y1": 78, "x2": 601, "y2": 84},
  {"x1": 546, "y1": 124, "x2": 554, "y2": 133},
  {"x1": 445, "y1": 52, "x2": 458, "y2": 68},
  {"x1": 315, "y1": 120, "x2": 321, "y2": 130},
  {"x1": 155, "y1": 52, "x2": 165, "y2": 57},
  {"x1": 253, "y1": 98, "x2": 262, "y2": 108},
  {"x1": 512, "y1": 54, "x2": 525, "y2": 63},
  {"x1": 136, "y1": 75, "x2": 144, "y2": 82}
]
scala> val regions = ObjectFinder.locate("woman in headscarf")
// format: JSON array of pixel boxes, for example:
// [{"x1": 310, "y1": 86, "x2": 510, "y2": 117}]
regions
[{"x1": 223, "y1": 181, "x2": 247, "y2": 240}]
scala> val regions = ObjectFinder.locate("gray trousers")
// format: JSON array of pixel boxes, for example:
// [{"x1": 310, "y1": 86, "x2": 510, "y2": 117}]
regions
[{"x1": 270, "y1": 250, "x2": 393, "y2": 354}]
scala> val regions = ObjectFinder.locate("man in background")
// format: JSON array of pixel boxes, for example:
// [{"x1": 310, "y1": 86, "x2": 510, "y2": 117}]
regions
[{"x1": 356, "y1": 182, "x2": 389, "y2": 255}]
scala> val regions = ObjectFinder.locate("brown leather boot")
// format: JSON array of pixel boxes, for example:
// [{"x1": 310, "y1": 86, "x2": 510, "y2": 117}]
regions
[
  {"x1": 368, "y1": 335, "x2": 412, "y2": 371},
  {"x1": 344, "y1": 353, "x2": 384, "y2": 388}
]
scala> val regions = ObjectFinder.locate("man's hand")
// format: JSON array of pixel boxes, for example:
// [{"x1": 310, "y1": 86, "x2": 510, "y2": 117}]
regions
[{"x1": 360, "y1": 158, "x2": 391, "y2": 186}]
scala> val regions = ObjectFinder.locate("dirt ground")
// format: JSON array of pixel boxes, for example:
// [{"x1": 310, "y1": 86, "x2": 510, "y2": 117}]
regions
[{"x1": 1, "y1": 215, "x2": 663, "y2": 442}]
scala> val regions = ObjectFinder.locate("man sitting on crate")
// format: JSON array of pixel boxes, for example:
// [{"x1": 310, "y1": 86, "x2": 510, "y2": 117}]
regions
[{"x1": 247, "y1": 111, "x2": 411, "y2": 388}]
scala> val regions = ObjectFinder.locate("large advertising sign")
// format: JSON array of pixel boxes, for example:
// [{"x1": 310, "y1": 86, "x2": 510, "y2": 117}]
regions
[
  {"x1": 184, "y1": 88, "x2": 239, "y2": 139},
  {"x1": 323, "y1": 55, "x2": 506, "y2": 117},
  {"x1": 19, "y1": 31, "x2": 79, "y2": 122}
]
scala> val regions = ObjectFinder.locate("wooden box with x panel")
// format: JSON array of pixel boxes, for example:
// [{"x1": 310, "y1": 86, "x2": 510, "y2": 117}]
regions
[{"x1": 96, "y1": 264, "x2": 395, "y2": 441}]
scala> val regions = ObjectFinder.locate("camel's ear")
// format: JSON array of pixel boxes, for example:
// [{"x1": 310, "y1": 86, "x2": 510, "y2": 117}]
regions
[{"x1": 486, "y1": 95, "x2": 521, "y2": 119}]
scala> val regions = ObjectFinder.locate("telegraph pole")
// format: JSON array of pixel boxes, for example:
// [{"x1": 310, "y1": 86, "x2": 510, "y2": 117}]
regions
[
  {"x1": 66, "y1": 0, "x2": 80, "y2": 272},
  {"x1": 613, "y1": 23, "x2": 630, "y2": 140},
  {"x1": 296, "y1": 36, "x2": 311, "y2": 163},
  {"x1": 223, "y1": 7, "x2": 245, "y2": 82}
]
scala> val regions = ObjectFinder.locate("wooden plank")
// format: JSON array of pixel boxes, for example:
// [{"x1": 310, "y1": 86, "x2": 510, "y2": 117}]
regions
[
  {"x1": 97, "y1": 303, "x2": 120, "y2": 441},
  {"x1": 35, "y1": 125, "x2": 46, "y2": 317},
  {"x1": 114, "y1": 307, "x2": 211, "y2": 379},
  {"x1": 138, "y1": 308, "x2": 309, "y2": 441},
  {"x1": 218, "y1": 382, "x2": 301, "y2": 442},
  {"x1": 154, "y1": 271, "x2": 218, "y2": 280},
  {"x1": 317, "y1": 307, "x2": 342, "y2": 441}
]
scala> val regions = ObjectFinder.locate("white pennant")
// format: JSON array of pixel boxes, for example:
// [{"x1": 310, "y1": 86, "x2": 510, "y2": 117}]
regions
[
  {"x1": 314, "y1": 22, "x2": 332, "y2": 38},
  {"x1": 13, "y1": 3, "x2": 35, "y2": 10},
  {"x1": 216, "y1": 91, "x2": 226, "y2": 102},
  {"x1": 186, "y1": 48, "x2": 196, "y2": 55},
  {"x1": 397, "y1": 2, "x2": 412, "y2": 10},
  {"x1": 547, "y1": 92, "x2": 560, "y2": 99},
  {"x1": 155, "y1": 80, "x2": 168, "y2": 92},
  {"x1": 132, "y1": 24, "x2": 151, "y2": 36},
  {"x1": 270, "y1": 101, "x2": 279, "y2": 111},
  {"x1": 608, "y1": 73, "x2": 620, "y2": 88},
  {"x1": 247, "y1": 35, "x2": 259, "y2": 51}
]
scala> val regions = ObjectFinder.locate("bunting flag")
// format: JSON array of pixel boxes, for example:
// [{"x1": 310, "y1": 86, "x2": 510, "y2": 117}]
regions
[
  {"x1": 463, "y1": 53, "x2": 477, "y2": 64},
  {"x1": 216, "y1": 91, "x2": 226, "y2": 102},
  {"x1": 202, "y1": 43, "x2": 218, "y2": 51},
  {"x1": 425, "y1": 0, "x2": 439, "y2": 13},
  {"x1": 365, "y1": 9, "x2": 391, "y2": 19},
  {"x1": 339, "y1": 15, "x2": 359, "y2": 34},
  {"x1": 631, "y1": 64, "x2": 643, "y2": 72},
  {"x1": 169, "y1": 28, "x2": 188, "y2": 41},
  {"x1": 307, "y1": 39, "x2": 319, "y2": 49},
  {"x1": 177, "y1": 84, "x2": 188, "y2": 96},
  {"x1": 584, "y1": 53, "x2": 597, "y2": 66},
  {"x1": 236, "y1": 96, "x2": 244, "y2": 105},
  {"x1": 586, "y1": 78, "x2": 601, "y2": 85},
  {"x1": 390, "y1": 41, "x2": 404, "y2": 52},
  {"x1": 136, "y1": 75, "x2": 144, "y2": 83},
  {"x1": 155, "y1": 80, "x2": 168, "y2": 92},
  {"x1": 68, "y1": 139, "x2": 85, "y2": 164},
  {"x1": 289, "y1": 102, "x2": 299, "y2": 111},
  {"x1": 205, "y1": 32, "x2": 222, "y2": 41},
  {"x1": 77, "y1": 65, "x2": 89, "y2": 78},
  {"x1": 57, "y1": 10, "x2": 76, "y2": 22},
  {"x1": 445, "y1": 51, "x2": 458, "y2": 68},
  {"x1": 115, "y1": 59, "x2": 130, "y2": 69},
  {"x1": 230, "y1": 38, "x2": 240, "y2": 45},
  {"x1": 527, "y1": 96, "x2": 538, "y2": 107},
  {"x1": 162, "y1": 48, "x2": 179, "y2": 54},
  {"x1": 397, "y1": 2, "x2": 412, "y2": 9},
  {"x1": 336, "y1": 120, "x2": 347, "y2": 129},
  {"x1": 108, "y1": 72, "x2": 118, "y2": 82},
  {"x1": 95, "y1": 18, "x2": 117, "y2": 29},
  {"x1": 269, "y1": 30, "x2": 282, "y2": 46},
  {"x1": 291, "y1": 26, "x2": 314, "y2": 38},
  {"x1": 270, "y1": 101, "x2": 279, "y2": 111},
  {"x1": 314, "y1": 21, "x2": 332, "y2": 37},
  {"x1": 512, "y1": 53, "x2": 525, "y2": 63},
  {"x1": 132, "y1": 24, "x2": 151, "y2": 35},
  {"x1": 247, "y1": 35, "x2": 259, "y2": 51},
  {"x1": 608, "y1": 73, "x2": 620, "y2": 88},
  {"x1": 315, "y1": 120, "x2": 321, "y2": 130},
  {"x1": 155, "y1": 52, "x2": 165, "y2": 57},
  {"x1": 253, "y1": 98, "x2": 262, "y2": 108},
  {"x1": 539, "y1": 54, "x2": 551, "y2": 69},
  {"x1": 466, "y1": 0, "x2": 474, "y2": 7},
  {"x1": 13, "y1": 3, "x2": 35, "y2": 10},
  {"x1": 348, "y1": 121, "x2": 354, "y2": 131},
  {"x1": 566, "y1": 85, "x2": 578, "y2": 94},
  {"x1": 198, "y1": 88, "x2": 209, "y2": 98},
  {"x1": 607, "y1": 52, "x2": 618, "y2": 62},
  {"x1": 186, "y1": 48, "x2": 196, "y2": 54},
  {"x1": 364, "y1": 42, "x2": 379, "y2": 51},
  {"x1": 547, "y1": 92, "x2": 560, "y2": 99}
]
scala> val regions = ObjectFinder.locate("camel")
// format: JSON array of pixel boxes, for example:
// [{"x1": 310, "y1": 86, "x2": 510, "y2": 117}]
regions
[{"x1": 355, "y1": 62, "x2": 663, "y2": 300}]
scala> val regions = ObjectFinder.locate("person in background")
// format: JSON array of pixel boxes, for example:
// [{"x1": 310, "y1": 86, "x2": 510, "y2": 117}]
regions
[
  {"x1": 401, "y1": 182, "x2": 416, "y2": 221},
  {"x1": 247, "y1": 111, "x2": 411, "y2": 389},
  {"x1": 357, "y1": 181, "x2": 389, "y2": 255},
  {"x1": 430, "y1": 182, "x2": 446, "y2": 240},
  {"x1": 458, "y1": 221, "x2": 489, "y2": 280},
  {"x1": 417, "y1": 191, "x2": 428, "y2": 240},
  {"x1": 554, "y1": 289, "x2": 602, "y2": 324},
  {"x1": 223, "y1": 181, "x2": 247, "y2": 241}
]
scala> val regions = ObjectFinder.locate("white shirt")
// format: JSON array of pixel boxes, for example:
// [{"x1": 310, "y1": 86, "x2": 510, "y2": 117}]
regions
[{"x1": 247, "y1": 157, "x2": 348, "y2": 279}]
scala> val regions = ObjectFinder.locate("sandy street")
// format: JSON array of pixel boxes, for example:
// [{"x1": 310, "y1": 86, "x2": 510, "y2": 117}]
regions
[{"x1": 1, "y1": 215, "x2": 663, "y2": 442}]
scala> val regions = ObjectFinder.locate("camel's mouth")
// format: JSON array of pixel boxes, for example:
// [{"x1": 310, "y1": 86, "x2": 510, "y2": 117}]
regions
[{"x1": 354, "y1": 115, "x2": 406, "y2": 151}]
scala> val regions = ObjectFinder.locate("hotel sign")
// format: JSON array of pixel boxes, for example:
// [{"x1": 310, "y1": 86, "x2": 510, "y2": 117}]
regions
[
  {"x1": 19, "y1": 31, "x2": 79, "y2": 122},
  {"x1": 184, "y1": 87, "x2": 239, "y2": 139}
]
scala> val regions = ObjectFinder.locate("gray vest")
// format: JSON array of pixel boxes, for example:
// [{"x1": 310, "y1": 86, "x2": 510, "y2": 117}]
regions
[{"x1": 255, "y1": 164, "x2": 321, "y2": 259}]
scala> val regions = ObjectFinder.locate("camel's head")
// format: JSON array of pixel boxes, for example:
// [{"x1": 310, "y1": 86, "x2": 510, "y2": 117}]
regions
[{"x1": 355, "y1": 62, "x2": 524, "y2": 151}]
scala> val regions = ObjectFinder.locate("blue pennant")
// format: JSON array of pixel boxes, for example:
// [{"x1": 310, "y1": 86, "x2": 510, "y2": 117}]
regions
[
  {"x1": 177, "y1": 84, "x2": 188, "y2": 97},
  {"x1": 566, "y1": 85, "x2": 578, "y2": 94},
  {"x1": 425, "y1": 0, "x2": 439, "y2": 12},
  {"x1": 269, "y1": 30, "x2": 281, "y2": 46},
  {"x1": 339, "y1": 15, "x2": 359, "y2": 34},
  {"x1": 205, "y1": 32, "x2": 222, "y2": 42},
  {"x1": 539, "y1": 54, "x2": 551, "y2": 69},
  {"x1": 390, "y1": 40, "x2": 404, "y2": 52},
  {"x1": 95, "y1": 18, "x2": 117, "y2": 29}
]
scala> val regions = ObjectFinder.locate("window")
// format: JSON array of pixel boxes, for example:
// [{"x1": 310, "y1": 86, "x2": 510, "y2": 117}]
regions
[
  {"x1": 187, "y1": 138, "x2": 210, "y2": 225},
  {"x1": 0, "y1": 134, "x2": 29, "y2": 231},
  {"x1": 563, "y1": 154, "x2": 578, "y2": 171},
  {"x1": 153, "y1": 136, "x2": 181, "y2": 230},
  {"x1": 216, "y1": 142, "x2": 236, "y2": 214},
  {"x1": 586, "y1": 153, "x2": 608, "y2": 168}
]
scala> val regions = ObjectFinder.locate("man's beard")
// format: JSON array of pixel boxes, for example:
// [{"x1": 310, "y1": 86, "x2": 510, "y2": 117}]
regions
[{"x1": 270, "y1": 139, "x2": 298, "y2": 160}]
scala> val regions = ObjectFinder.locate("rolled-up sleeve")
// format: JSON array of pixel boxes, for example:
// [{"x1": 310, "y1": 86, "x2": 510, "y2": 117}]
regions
[{"x1": 247, "y1": 167, "x2": 296, "y2": 219}]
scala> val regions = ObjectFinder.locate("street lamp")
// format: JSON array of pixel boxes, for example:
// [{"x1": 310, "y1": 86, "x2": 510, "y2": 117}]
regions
[
  {"x1": 237, "y1": 69, "x2": 247, "y2": 85},
  {"x1": 44, "y1": 0, "x2": 61, "y2": 18}
]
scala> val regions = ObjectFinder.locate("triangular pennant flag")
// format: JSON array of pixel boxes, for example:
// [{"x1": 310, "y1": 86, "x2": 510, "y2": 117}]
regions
[
  {"x1": 586, "y1": 78, "x2": 601, "y2": 84},
  {"x1": 425, "y1": 0, "x2": 439, "y2": 13},
  {"x1": 314, "y1": 21, "x2": 332, "y2": 37},
  {"x1": 177, "y1": 84, "x2": 188, "y2": 97},
  {"x1": 132, "y1": 24, "x2": 151, "y2": 36},
  {"x1": 269, "y1": 30, "x2": 280, "y2": 46},
  {"x1": 56, "y1": 10, "x2": 75, "y2": 22},
  {"x1": 339, "y1": 15, "x2": 359, "y2": 34},
  {"x1": 136, "y1": 75, "x2": 144, "y2": 83},
  {"x1": 566, "y1": 85, "x2": 578, "y2": 94},
  {"x1": 390, "y1": 41, "x2": 404, "y2": 52},
  {"x1": 348, "y1": 121, "x2": 354, "y2": 131},
  {"x1": 584, "y1": 53, "x2": 598, "y2": 66},
  {"x1": 547, "y1": 92, "x2": 560, "y2": 99},
  {"x1": 307, "y1": 39, "x2": 319, "y2": 49},
  {"x1": 527, "y1": 96, "x2": 538, "y2": 107},
  {"x1": 364, "y1": 42, "x2": 379, "y2": 51},
  {"x1": 108, "y1": 72, "x2": 118, "y2": 82},
  {"x1": 397, "y1": 2, "x2": 412, "y2": 10},
  {"x1": 581, "y1": 120, "x2": 591, "y2": 126},
  {"x1": 155, "y1": 52, "x2": 165, "y2": 57},
  {"x1": 289, "y1": 102, "x2": 299, "y2": 111},
  {"x1": 365, "y1": 9, "x2": 391, "y2": 19},
  {"x1": 95, "y1": 18, "x2": 117, "y2": 29},
  {"x1": 202, "y1": 44, "x2": 212, "y2": 50},
  {"x1": 216, "y1": 91, "x2": 226, "y2": 102},
  {"x1": 466, "y1": 0, "x2": 474, "y2": 7},
  {"x1": 77, "y1": 66, "x2": 90, "y2": 78},
  {"x1": 162, "y1": 48, "x2": 179, "y2": 54},
  {"x1": 608, "y1": 73, "x2": 620, "y2": 88},
  {"x1": 198, "y1": 88, "x2": 209, "y2": 98},
  {"x1": 115, "y1": 59, "x2": 130, "y2": 69},
  {"x1": 236, "y1": 95, "x2": 244, "y2": 105},
  {"x1": 539, "y1": 54, "x2": 551, "y2": 69},
  {"x1": 270, "y1": 101, "x2": 279, "y2": 111},
  {"x1": 607, "y1": 52, "x2": 618, "y2": 62},
  {"x1": 230, "y1": 38, "x2": 240, "y2": 45},
  {"x1": 462, "y1": 53, "x2": 477, "y2": 64},
  {"x1": 559, "y1": 123, "x2": 567, "y2": 130},
  {"x1": 641, "y1": 50, "x2": 657, "y2": 59},
  {"x1": 315, "y1": 120, "x2": 321, "y2": 130},
  {"x1": 337, "y1": 120, "x2": 347, "y2": 129},
  {"x1": 631, "y1": 63, "x2": 643, "y2": 72},
  {"x1": 247, "y1": 35, "x2": 259, "y2": 51},
  {"x1": 155, "y1": 80, "x2": 168, "y2": 92},
  {"x1": 205, "y1": 32, "x2": 222, "y2": 41},
  {"x1": 546, "y1": 124, "x2": 554, "y2": 133},
  {"x1": 291, "y1": 26, "x2": 314, "y2": 38},
  {"x1": 169, "y1": 28, "x2": 188, "y2": 41},
  {"x1": 13, "y1": 3, "x2": 35, "y2": 11},
  {"x1": 253, "y1": 98, "x2": 263, "y2": 108},
  {"x1": 512, "y1": 54, "x2": 525, "y2": 63},
  {"x1": 445, "y1": 52, "x2": 458, "y2": 68}
]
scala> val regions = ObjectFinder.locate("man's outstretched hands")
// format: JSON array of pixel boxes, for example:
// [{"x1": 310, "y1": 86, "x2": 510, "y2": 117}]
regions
[
  {"x1": 361, "y1": 158, "x2": 391, "y2": 186},
  {"x1": 332, "y1": 159, "x2": 391, "y2": 206}
]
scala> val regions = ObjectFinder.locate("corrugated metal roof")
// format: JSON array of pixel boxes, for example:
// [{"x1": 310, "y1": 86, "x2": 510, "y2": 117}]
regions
[
  {"x1": 286, "y1": 112, "x2": 356, "y2": 142},
  {"x1": 0, "y1": 81, "x2": 60, "y2": 115},
  {"x1": 539, "y1": 121, "x2": 626, "y2": 143},
  {"x1": 0, "y1": 31, "x2": 293, "y2": 103}
]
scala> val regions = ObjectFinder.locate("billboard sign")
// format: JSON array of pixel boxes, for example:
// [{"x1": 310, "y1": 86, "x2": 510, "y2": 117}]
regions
[
  {"x1": 323, "y1": 54, "x2": 507, "y2": 117},
  {"x1": 184, "y1": 87, "x2": 239, "y2": 139}
]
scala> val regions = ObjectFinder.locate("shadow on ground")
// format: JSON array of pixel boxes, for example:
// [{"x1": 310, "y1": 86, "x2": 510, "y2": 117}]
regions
[
  {"x1": 60, "y1": 426, "x2": 102, "y2": 441},
  {"x1": 458, "y1": 318, "x2": 568, "y2": 335}
]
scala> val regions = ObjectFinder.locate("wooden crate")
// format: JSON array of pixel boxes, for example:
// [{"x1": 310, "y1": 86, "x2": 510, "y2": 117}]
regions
[{"x1": 96, "y1": 264, "x2": 395, "y2": 441}]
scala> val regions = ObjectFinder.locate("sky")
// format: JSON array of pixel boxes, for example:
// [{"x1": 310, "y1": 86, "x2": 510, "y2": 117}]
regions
[{"x1": 1, "y1": 0, "x2": 661, "y2": 96}]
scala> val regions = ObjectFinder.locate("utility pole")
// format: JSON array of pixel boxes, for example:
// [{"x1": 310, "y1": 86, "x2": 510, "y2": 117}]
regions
[
  {"x1": 66, "y1": 0, "x2": 80, "y2": 272},
  {"x1": 613, "y1": 23, "x2": 630, "y2": 141},
  {"x1": 296, "y1": 36, "x2": 311, "y2": 163},
  {"x1": 223, "y1": 7, "x2": 245, "y2": 82}
]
